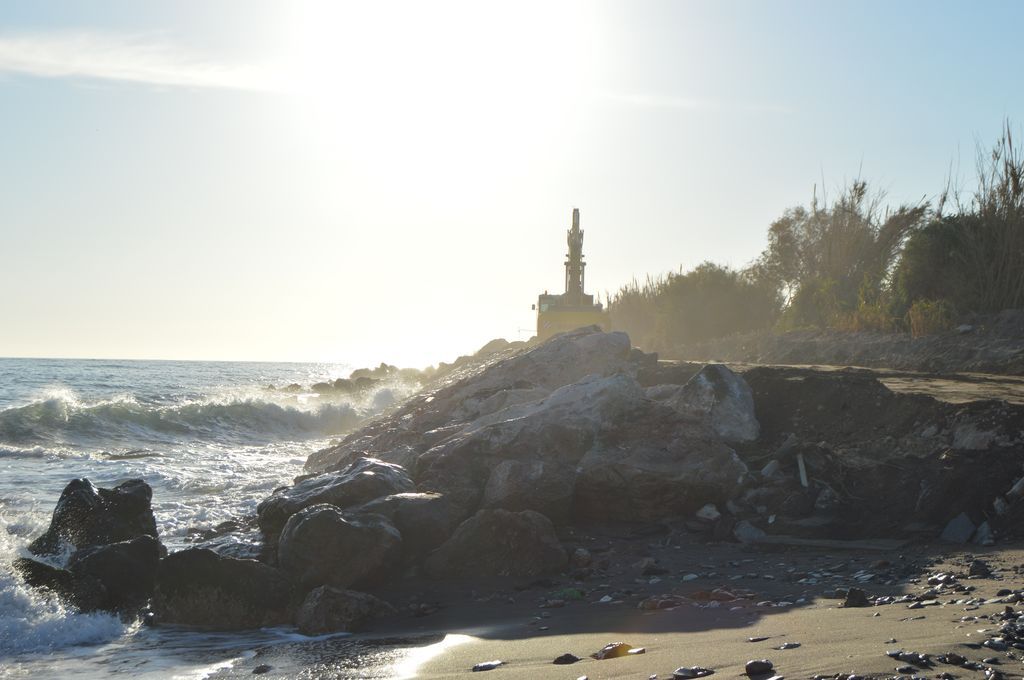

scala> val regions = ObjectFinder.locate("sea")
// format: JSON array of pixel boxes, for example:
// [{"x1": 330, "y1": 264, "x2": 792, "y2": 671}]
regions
[{"x1": 0, "y1": 357, "x2": 424, "y2": 678}]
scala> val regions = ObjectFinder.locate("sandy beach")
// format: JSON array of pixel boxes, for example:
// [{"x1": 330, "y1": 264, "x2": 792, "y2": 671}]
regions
[
  {"x1": 409, "y1": 542, "x2": 1023, "y2": 679},
  {"x1": 211, "y1": 532, "x2": 1024, "y2": 679}
]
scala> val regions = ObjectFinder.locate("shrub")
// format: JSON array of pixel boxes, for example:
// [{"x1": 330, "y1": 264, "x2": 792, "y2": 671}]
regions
[
  {"x1": 608, "y1": 262, "x2": 780, "y2": 350},
  {"x1": 907, "y1": 299, "x2": 955, "y2": 337}
]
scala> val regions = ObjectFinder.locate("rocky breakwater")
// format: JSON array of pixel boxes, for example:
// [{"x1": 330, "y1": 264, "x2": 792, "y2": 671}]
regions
[
  {"x1": 242, "y1": 327, "x2": 758, "y2": 632},
  {"x1": 16, "y1": 328, "x2": 758, "y2": 634}
]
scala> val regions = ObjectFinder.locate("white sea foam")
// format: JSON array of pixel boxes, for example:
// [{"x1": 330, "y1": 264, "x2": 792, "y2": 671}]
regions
[{"x1": 0, "y1": 525, "x2": 131, "y2": 657}]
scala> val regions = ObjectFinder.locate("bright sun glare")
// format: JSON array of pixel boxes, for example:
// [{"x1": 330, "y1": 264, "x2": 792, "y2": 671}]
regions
[{"x1": 283, "y1": 1, "x2": 598, "y2": 206}]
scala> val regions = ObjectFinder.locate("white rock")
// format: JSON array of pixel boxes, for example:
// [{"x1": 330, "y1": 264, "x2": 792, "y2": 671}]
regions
[{"x1": 696, "y1": 503, "x2": 721, "y2": 521}]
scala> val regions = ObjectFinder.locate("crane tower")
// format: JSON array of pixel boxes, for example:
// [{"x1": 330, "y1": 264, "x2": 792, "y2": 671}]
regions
[{"x1": 535, "y1": 209, "x2": 608, "y2": 340}]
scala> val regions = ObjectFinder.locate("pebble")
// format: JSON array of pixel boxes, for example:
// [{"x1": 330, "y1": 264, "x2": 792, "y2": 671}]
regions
[
  {"x1": 591, "y1": 642, "x2": 633, "y2": 659},
  {"x1": 553, "y1": 653, "x2": 581, "y2": 665},
  {"x1": 938, "y1": 652, "x2": 966, "y2": 665},
  {"x1": 843, "y1": 587, "x2": 870, "y2": 608},
  {"x1": 748, "y1": 636, "x2": 770, "y2": 642},
  {"x1": 745, "y1": 659, "x2": 774, "y2": 676},
  {"x1": 472, "y1": 660, "x2": 504, "y2": 672},
  {"x1": 970, "y1": 560, "x2": 993, "y2": 577},
  {"x1": 775, "y1": 642, "x2": 800, "y2": 650},
  {"x1": 252, "y1": 666, "x2": 271, "y2": 675},
  {"x1": 673, "y1": 667, "x2": 715, "y2": 678},
  {"x1": 570, "y1": 548, "x2": 592, "y2": 568}
]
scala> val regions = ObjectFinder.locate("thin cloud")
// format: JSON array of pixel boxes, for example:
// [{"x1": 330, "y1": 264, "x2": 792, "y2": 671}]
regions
[
  {"x1": 0, "y1": 30, "x2": 281, "y2": 92},
  {"x1": 599, "y1": 90, "x2": 792, "y2": 114}
]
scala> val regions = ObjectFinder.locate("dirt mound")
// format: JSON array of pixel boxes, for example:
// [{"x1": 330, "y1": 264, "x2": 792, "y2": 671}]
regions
[
  {"x1": 723, "y1": 364, "x2": 1024, "y2": 540},
  {"x1": 670, "y1": 309, "x2": 1024, "y2": 375}
]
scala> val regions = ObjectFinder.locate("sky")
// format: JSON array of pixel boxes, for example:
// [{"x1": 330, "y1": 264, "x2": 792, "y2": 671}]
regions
[{"x1": 2, "y1": 0, "x2": 1023, "y2": 367}]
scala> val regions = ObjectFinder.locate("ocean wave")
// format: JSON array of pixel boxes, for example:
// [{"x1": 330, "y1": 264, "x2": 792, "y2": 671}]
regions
[
  {"x1": 0, "y1": 392, "x2": 367, "y2": 449},
  {"x1": 0, "y1": 527, "x2": 131, "y2": 656}
]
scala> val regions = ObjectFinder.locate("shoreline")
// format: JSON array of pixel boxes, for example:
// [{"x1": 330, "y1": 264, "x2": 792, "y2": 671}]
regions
[{"x1": 213, "y1": 536, "x2": 1024, "y2": 679}]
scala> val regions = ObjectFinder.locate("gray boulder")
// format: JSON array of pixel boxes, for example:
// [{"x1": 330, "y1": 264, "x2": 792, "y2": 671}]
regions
[
  {"x1": 277, "y1": 505, "x2": 401, "y2": 591},
  {"x1": 29, "y1": 478, "x2": 158, "y2": 557},
  {"x1": 940, "y1": 512, "x2": 976, "y2": 543},
  {"x1": 415, "y1": 373, "x2": 648, "y2": 519},
  {"x1": 153, "y1": 548, "x2": 292, "y2": 629},
  {"x1": 574, "y1": 434, "x2": 748, "y2": 522},
  {"x1": 481, "y1": 459, "x2": 576, "y2": 523},
  {"x1": 425, "y1": 509, "x2": 567, "y2": 578},
  {"x1": 305, "y1": 327, "x2": 632, "y2": 473},
  {"x1": 257, "y1": 458, "x2": 413, "y2": 536},
  {"x1": 295, "y1": 586, "x2": 396, "y2": 635},
  {"x1": 658, "y1": 364, "x2": 759, "y2": 443}
]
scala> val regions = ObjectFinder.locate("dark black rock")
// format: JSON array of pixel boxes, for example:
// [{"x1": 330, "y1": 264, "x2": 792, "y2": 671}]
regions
[
  {"x1": 29, "y1": 478, "x2": 157, "y2": 557},
  {"x1": 553, "y1": 653, "x2": 580, "y2": 664},
  {"x1": 278, "y1": 505, "x2": 401, "y2": 591},
  {"x1": 12, "y1": 557, "x2": 103, "y2": 611},
  {"x1": 67, "y1": 535, "x2": 163, "y2": 613},
  {"x1": 153, "y1": 548, "x2": 293, "y2": 629},
  {"x1": 745, "y1": 659, "x2": 774, "y2": 676},
  {"x1": 970, "y1": 560, "x2": 993, "y2": 577},
  {"x1": 355, "y1": 492, "x2": 458, "y2": 563},
  {"x1": 843, "y1": 587, "x2": 871, "y2": 607},
  {"x1": 674, "y1": 667, "x2": 716, "y2": 678},
  {"x1": 252, "y1": 665, "x2": 272, "y2": 675}
]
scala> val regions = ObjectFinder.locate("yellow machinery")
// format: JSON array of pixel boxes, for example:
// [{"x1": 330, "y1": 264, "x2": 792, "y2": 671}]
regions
[{"x1": 535, "y1": 209, "x2": 608, "y2": 340}]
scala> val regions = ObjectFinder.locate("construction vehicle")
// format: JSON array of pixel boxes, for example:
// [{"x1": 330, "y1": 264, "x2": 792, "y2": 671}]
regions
[{"x1": 534, "y1": 208, "x2": 608, "y2": 340}]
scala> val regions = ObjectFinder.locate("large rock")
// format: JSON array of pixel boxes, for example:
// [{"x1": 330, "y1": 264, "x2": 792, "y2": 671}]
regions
[
  {"x1": 481, "y1": 459, "x2": 576, "y2": 523},
  {"x1": 295, "y1": 586, "x2": 396, "y2": 635},
  {"x1": 414, "y1": 374, "x2": 649, "y2": 520},
  {"x1": 29, "y1": 478, "x2": 158, "y2": 557},
  {"x1": 13, "y1": 557, "x2": 103, "y2": 612},
  {"x1": 355, "y1": 492, "x2": 458, "y2": 563},
  {"x1": 574, "y1": 433, "x2": 748, "y2": 522},
  {"x1": 67, "y1": 535, "x2": 163, "y2": 613},
  {"x1": 425, "y1": 509, "x2": 567, "y2": 578},
  {"x1": 940, "y1": 512, "x2": 976, "y2": 543},
  {"x1": 305, "y1": 328, "x2": 633, "y2": 473},
  {"x1": 277, "y1": 505, "x2": 402, "y2": 591},
  {"x1": 153, "y1": 548, "x2": 292, "y2": 629},
  {"x1": 658, "y1": 364, "x2": 759, "y2": 443},
  {"x1": 257, "y1": 458, "x2": 413, "y2": 536}
]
